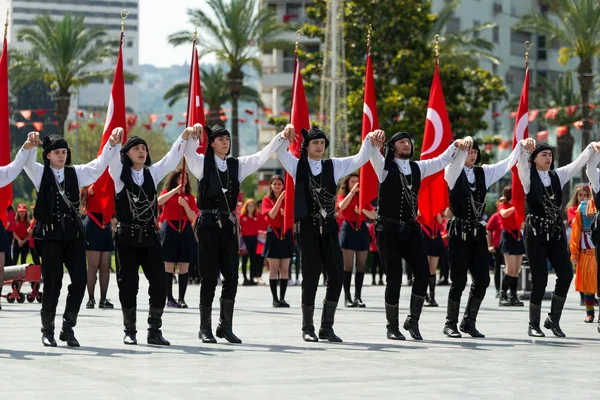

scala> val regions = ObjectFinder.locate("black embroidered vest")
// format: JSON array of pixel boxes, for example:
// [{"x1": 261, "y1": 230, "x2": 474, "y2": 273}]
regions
[
  {"x1": 376, "y1": 161, "x2": 421, "y2": 232},
  {"x1": 449, "y1": 167, "x2": 487, "y2": 222},
  {"x1": 294, "y1": 159, "x2": 337, "y2": 235},
  {"x1": 197, "y1": 157, "x2": 240, "y2": 228}
]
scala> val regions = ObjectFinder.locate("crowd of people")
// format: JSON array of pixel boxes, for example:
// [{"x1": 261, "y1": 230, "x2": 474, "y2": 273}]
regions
[{"x1": 1, "y1": 124, "x2": 600, "y2": 347}]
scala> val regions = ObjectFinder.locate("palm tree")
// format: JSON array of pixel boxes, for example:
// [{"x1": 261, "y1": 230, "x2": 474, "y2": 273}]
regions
[
  {"x1": 168, "y1": 0, "x2": 293, "y2": 157},
  {"x1": 163, "y1": 66, "x2": 264, "y2": 127},
  {"x1": 514, "y1": 0, "x2": 600, "y2": 151},
  {"x1": 9, "y1": 14, "x2": 119, "y2": 135},
  {"x1": 429, "y1": 0, "x2": 501, "y2": 68}
]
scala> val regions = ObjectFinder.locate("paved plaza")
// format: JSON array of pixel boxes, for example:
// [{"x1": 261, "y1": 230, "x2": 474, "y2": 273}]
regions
[{"x1": 0, "y1": 274, "x2": 598, "y2": 399}]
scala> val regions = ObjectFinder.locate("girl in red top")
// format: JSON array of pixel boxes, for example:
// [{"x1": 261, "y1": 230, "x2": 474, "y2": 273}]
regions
[
  {"x1": 158, "y1": 169, "x2": 199, "y2": 308},
  {"x1": 12, "y1": 203, "x2": 31, "y2": 265},
  {"x1": 262, "y1": 175, "x2": 294, "y2": 307},
  {"x1": 81, "y1": 185, "x2": 115, "y2": 309},
  {"x1": 566, "y1": 185, "x2": 591, "y2": 228},
  {"x1": 497, "y1": 186, "x2": 526, "y2": 307},
  {"x1": 239, "y1": 198, "x2": 261, "y2": 286},
  {"x1": 337, "y1": 173, "x2": 376, "y2": 308}
]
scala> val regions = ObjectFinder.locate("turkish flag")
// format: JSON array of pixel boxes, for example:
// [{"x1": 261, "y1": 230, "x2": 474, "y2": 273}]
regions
[
  {"x1": 283, "y1": 58, "x2": 311, "y2": 234},
  {"x1": 359, "y1": 54, "x2": 379, "y2": 212},
  {"x1": 512, "y1": 67, "x2": 529, "y2": 230},
  {"x1": 0, "y1": 37, "x2": 11, "y2": 225},
  {"x1": 418, "y1": 65, "x2": 453, "y2": 228},
  {"x1": 93, "y1": 32, "x2": 128, "y2": 224},
  {"x1": 187, "y1": 44, "x2": 206, "y2": 154}
]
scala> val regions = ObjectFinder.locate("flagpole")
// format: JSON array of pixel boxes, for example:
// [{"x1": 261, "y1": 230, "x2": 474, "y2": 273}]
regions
[
  {"x1": 4, "y1": 8, "x2": 8, "y2": 39},
  {"x1": 433, "y1": 34, "x2": 440, "y2": 66}
]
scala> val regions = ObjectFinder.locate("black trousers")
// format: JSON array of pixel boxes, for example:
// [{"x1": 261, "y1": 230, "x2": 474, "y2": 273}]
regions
[
  {"x1": 376, "y1": 230, "x2": 429, "y2": 305},
  {"x1": 12, "y1": 241, "x2": 29, "y2": 265},
  {"x1": 297, "y1": 231, "x2": 343, "y2": 307},
  {"x1": 524, "y1": 226, "x2": 573, "y2": 305},
  {"x1": 448, "y1": 234, "x2": 491, "y2": 303},
  {"x1": 197, "y1": 226, "x2": 239, "y2": 307},
  {"x1": 493, "y1": 247, "x2": 502, "y2": 291},
  {"x1": 241, "y1": 235, "x2": 258, "y2": 280},
  {"x1": 116, "y1": 244, "x2": 166, "y2": 309},
  {"x1": 439, "y1": 246, "x2": 450, "y2": 281},
  {"x1": 38, "y1": 238, "x2": 87, "y2": 316}
]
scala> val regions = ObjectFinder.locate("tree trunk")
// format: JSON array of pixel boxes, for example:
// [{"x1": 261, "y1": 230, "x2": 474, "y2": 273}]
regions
[
  {"x1": 55, "y1": 86, "x2": 71, "y2": 136},
  {"x1": 206, "y1": 107, "x2": 222, "y2": 128},
  {"x1": 557, "y1": 128, "x2": 574, "y2": 208},
  {"x1": 578, "y1": 59, "x2": 594, "y2": 150},
  {"x1": 228, "y1": 69, "x2": 244, "y2": 158}
]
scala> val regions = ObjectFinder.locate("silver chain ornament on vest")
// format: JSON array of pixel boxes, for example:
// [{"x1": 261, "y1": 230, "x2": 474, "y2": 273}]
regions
[{"x1": 309, "y1": 172, "x2": 335, "y2": 234}]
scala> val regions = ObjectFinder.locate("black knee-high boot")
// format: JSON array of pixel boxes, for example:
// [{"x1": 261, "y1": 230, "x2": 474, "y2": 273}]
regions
[
  {"x1": 344, "y1": 271, "x2": 355, "y2": 307},
  {"x1": 509, "y1": 276, "x2": 524, "y2": 306},
  {"x1": 279, "y1": 279, "x2": 289, "y2": 307},
  {"x1": 443, "y1": 299, "x2": 462, "y2": 338},
  {"x1": 499, "y1": 274, "x2": 510, "y2": 306},
  {"x1": 147, "y1": 307, "x2": 170, "y2": 346},
  {"x1": 166, "y1": 272, "x2": 176, "y2": 306},
  {"x1": 425, "y1": 275, "x2": 438, "y2": 307},
  {"x1": 270, "y1": 279, "x2": 280, "y2": 307},
  {"x1": 459, "y1": 295, "x2": 485, "y2": 338},
  {"x1": 319, "y1": 300, "x2": 342, "y2": 342},
  {"x1": 216, "y1": 298, "x2": 242, "y2": 343},
  {"x1": 544, "y1": 293, "x2": 567, "y2": 337},
  {"x1": 178, "y1": 272, "x2": 189, "y2": 307},
  {"x1": 354, "y1": 272, "x2": 365, "y2": 307},
  {"x1": 528, "y1": 303, "x2": 545, "y2": 337}
]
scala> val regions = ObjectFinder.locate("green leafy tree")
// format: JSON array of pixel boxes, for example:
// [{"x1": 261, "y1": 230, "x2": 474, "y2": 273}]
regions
[
  {"x1": 305, "y1": 0, "x2": 507, "y2": 154},
  {"x1": 514, "y1": 0, "x2": 600, "y2": 150},
  {"x1": 168, "y1": 0, "x2": 294, "y2": 157},
  {"x1": 163, "y1": 66, "x2": 264, "y2": 127},
  {"x1": 9, "y1": 14, "x2": 124, "y2": 135}
]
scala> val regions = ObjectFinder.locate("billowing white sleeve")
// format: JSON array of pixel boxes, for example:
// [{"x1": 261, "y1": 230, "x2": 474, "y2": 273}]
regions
[
  {"x1": 331, "y1": 138, "x2": 375, "y2": 184},
  {"x1": 556, "y1": 144, "x2": 594, "y2": 188},
  {"x1": 444, "y1": 150, "x2": 467, "y2": 190},
  {"x1": 516, "y1": 146, "x2": 531, "y2": 194},
  {"x1": 417, "y1": 143, "x2": 460, "y2": 179},
  {"x1": 238, "y1": 132, "x2": 286, "y2": 182},
  {"x1": 23, "y1": 148, "x2": 45, "y2": 192},
  {"x1": 369, "y1": 149, "x2": 388, "y2": 183},
  {"x1": 0, "y1": 146, "x2": 33, "y2": 188},
  {"x1": 184, "y1": 136, "x2": 205, "y2": 181},
  {"x1": 482, "y1": 143, "x2": 524, "y2": 189},
  {"x1": 108, "y1": 148, "x2": 125, "y2": 193},
  {"x1": 148, "y1": 134, "x2": 188, "y2": 188},
  {"x1": 586, "y1": 151, "x2": 600, "y2": 193},
  {"x1": 73, "y1": 141, "x2": 120, "y2": 187},
  {"x1": 276, "y1": 142, "x2": 299, "y2": 182}
]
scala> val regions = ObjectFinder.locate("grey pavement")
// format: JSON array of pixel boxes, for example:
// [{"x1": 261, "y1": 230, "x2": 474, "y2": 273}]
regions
[{"x1": 1, "y1": 274, "x2": 599, "y2": 399}]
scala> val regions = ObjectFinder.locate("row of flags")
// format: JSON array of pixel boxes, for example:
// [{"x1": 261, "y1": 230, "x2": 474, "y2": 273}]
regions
[{"x1": 0, "y1": 22, "x2": 531, "y2": 234}]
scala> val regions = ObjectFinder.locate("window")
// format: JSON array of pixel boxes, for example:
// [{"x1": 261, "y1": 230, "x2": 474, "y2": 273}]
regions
[
  {"x1": 127, "y1": 41, "x2": 133, "y2": 48},
  {"x1": 511, "y1": 31, "x2": 531, "y2": 56},
  {"x1": 86, "y1": 76, "x2": 104, "y2": 84},
  {"x1": 446, "y1": 17, "x2": 460, "y2": 34},
  {"x1": 126, "y1": 59, "x2": 134, "y2": 66},
  {"x1": 303, "y1": 43, "x2": 320, "y2": 54},
  {"x1": 473, "y1": 20, "x2": 480, "y2": 38},
  {"x1": 508, "y1": 67, "x2": 526, "y2": 94},
  {"x1": 493, "y1": 26, "x2": 499, "y2": 44},
  {"x1": 282, "y1": 50, "x2": 295, "y2": 73}
]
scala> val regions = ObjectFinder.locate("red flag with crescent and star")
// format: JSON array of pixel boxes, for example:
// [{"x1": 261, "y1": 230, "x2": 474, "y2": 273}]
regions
[
  {"x1": 188, "y1": 43, "x2": 206, "y2": 154},
  {"x1": 283, "y1": 58, "x2": 310, "y2": 234},
  {"x1": 418, "y1": 64, "x2": 453, "y2": 228},
  {"x1": 512, "y1": 67, "x2": 529, "y2": 230},
  {"x1": 359, "y1": 54, "x2": 379, "y2": 212},
  {"x1": 92, "y1": 31, "x2": 127, "y2": 225}
]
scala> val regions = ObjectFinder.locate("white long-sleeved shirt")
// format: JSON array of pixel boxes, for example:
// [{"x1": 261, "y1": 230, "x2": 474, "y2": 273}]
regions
[
  {"x1": 369, "y1": 143, "x2": 459, "y2": 183},
  {"x1": 586, "y1": 152, "x2": 600, "y2": 193},
  {"x1": 109, "y1": 134, "x2": 187, "y2": 192},
  {"x1": 185, "y1": 132, "x2": 287, "y2": 182},
  {"x1": 0, "y1": 146, "x2": 33, "y2": 188},
  {"x1": 517, "y1": 144, "x2": 594, "y2": 194},
  {"x1": 25, "y1": 141, "x2": 120, "y2": 191},
  {"x1": 445, "y1": 143, "x2": 525, "y2": 190},
  {"x1": 277, "y1": 137, "x2": 376, "y2": 184}
]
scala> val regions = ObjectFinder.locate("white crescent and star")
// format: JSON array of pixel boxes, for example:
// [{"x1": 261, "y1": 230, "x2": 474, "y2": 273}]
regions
[
  {"x1": 421, "y1": 107, "x2": 443, "y2": 157},
  {"x1": 363, "y1": 102, "x2": 374, "y2": 131},
  {"x1": 514, "y1": 112, "x2": 529, "y2": 141},
  {"x1": 103, "y1": 94, "x2": 114, "y2": 130}
]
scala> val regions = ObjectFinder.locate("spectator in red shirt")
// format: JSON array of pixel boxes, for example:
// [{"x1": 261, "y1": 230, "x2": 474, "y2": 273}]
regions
[
  {"x1": 566, "y1": 185, "x2": 591, "y2": 228},
  {"x1": 497, "y1": 186, "x2": 526, "y2": 307},
  {"x1": 485, "y1": 205, "x2": 503, "y2": 298},
  {"x1": 239, "y1": 198, "x2": 262, "y2": 287},
  {"x1": 262, "y1": 175, "x2": 294, "y2": 307},
  {"x1": 12, "y1": 203, "x2": 31, "y2": 265},
  {"x1": 158, "y1": 169, "x2": 199, "y2": 308},
  {"x1": 337, "y1": 173, "x2": 376, "y2": 308}
]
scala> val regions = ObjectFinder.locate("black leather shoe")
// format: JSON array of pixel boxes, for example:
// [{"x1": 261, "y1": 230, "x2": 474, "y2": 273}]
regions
[
  {"x1": 99, "y1": 299, "x2": 114, "y2": 309},
  {"x1": 122, "y1": 307, "x2": 138, "y2": 345},
  {"x1": 178, "y1": 299, "x2": 188, "y2": 309},
  {"x1": 544, "y1": 294, "x2": 567, "y2": 337},
  {"x1": 528, "y1": 303, "x2": 545, "y2": 337},
  {"x1": 301, "y1": 304, "x2": 318, "y2": 342},
  {"x1": 444, "y1": 299, "x2": 462, "y2": 338},
  {"x1": 199, "y1": 305, "x2": 217, "y2": 343},
  {"x1": 354, "y1": 297, "x2": 366, "y2": 308},
  {"x1": 42, "y1": 333, "x2": 57, "y2": 347},
  {"x1": 86, "y1": 298, "x2": 95, "y2": 309},
  {"x1": 147, "y1": 330, "x2": 170, "y2": 346},
  {"x1": 443, "y1": 323, "x2": 462, "y2": 338},
  {"x1": 302, "y1": 329, "x2": 319, "y2": 342},
  {"x1": 279, "y1": 299, "x2": 290, "y2": 308},
  {"x1": 345, "y1": 296, "x2": 356, "y2": 308},
  {"x1": 59, "y1": 330, "x2": 80, "y2": 347},
  {"x1": 403, "y1": 294, "x2": 425, "y2": 340},
  {"x1": 459, "y1": 295, "x2": 485, "y2": 338},
  {"x1": 147, "y1": 307, "x2": 170, "y2": 345},
  {"x1": 123, "y1": 332, "x2": 137, "y2": 345}
]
